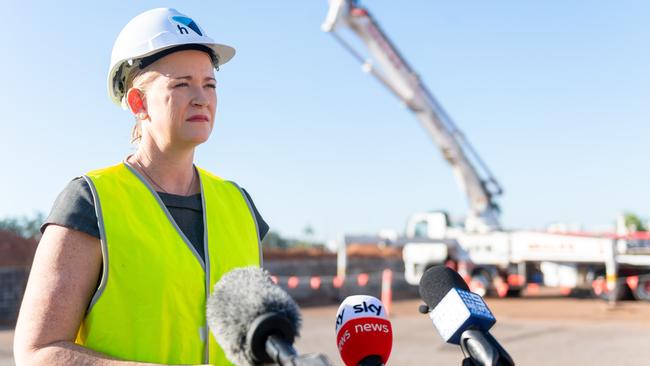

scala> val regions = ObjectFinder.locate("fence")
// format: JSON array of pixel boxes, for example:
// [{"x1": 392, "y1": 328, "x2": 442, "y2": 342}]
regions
[{"x1": 0, "y1": 266, "x2": 29, "y2": 326}]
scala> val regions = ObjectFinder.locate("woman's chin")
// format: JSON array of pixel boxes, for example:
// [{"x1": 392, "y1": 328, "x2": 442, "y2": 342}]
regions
[
  {"x1": 187, "y1": 135, "x2": 211, "y2": 146},
  {"x1": 170, "y1": 133, "x2": 210, "y2": 149},
  {"x1": 182, "y1": 127, "x2": 213, "y2": 145}
]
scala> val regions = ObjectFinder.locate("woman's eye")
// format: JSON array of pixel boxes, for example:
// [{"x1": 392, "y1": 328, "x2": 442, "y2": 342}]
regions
[
  {"x1": 174, "y1": 82, "x2": 189, "y2": 88},
  {"x1": 205, "y1": 84, "x2": 217, "y2": 89}
]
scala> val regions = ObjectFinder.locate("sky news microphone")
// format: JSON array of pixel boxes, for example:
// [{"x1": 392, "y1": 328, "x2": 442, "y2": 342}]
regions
[
  {"x1": 207, "y1": 267, "x2": 332, "y2": 366},
  {"x1": 418, "y1": 266, "x2": 515, "y2": 366},
  {"x1": 335, "y1": 295, "x2": 392, "y2": 366}
]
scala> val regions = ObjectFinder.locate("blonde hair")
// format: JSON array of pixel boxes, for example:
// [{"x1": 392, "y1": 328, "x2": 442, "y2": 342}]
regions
[{"x1": 125, "y1": 66, "x2": 158, "y2": 143}]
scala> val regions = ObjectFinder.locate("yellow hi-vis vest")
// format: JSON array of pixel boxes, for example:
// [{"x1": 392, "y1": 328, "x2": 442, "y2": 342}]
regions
[{"x1": 76, "y1": 162, "x2": 262, "y2": 365}]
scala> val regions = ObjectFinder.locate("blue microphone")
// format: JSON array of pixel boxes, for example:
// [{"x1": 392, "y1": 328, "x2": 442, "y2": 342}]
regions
[{"x1": 418, "y1": 266, "x2": 514, "y2": 366}]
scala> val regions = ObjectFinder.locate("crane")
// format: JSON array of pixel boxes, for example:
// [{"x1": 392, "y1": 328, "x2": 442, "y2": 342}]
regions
[
  {"x1": 323, "y1": 1, "x2": 650, "y2": 302},
  {"x1": 322, "y1": 0, "x2": 503, "y2": 233}
]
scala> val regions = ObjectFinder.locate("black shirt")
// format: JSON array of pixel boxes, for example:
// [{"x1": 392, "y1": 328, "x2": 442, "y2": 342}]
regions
[{"x1": 42, "y1": 177, "x2": 269, "y2": 261}]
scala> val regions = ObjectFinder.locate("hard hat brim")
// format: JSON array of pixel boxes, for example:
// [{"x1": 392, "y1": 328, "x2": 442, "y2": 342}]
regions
[{"x1": 107, "y1": 42, "x2": 235, "y2": 108}]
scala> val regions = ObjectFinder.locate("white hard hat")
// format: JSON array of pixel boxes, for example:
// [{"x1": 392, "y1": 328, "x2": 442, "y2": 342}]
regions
[{"x1": 108, "y1": 8, "x2": 235, "y2": 108}]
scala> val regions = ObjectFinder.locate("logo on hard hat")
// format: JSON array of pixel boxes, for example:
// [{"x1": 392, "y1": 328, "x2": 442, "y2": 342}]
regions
[{"x1": 170, "y1": 16, "x2": 203, "y2": 36}]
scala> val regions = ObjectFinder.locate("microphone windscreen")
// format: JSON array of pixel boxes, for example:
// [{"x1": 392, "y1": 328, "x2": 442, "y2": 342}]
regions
[
  {"x1": 419, "y1": 265, "x2": 470, "y2": 309},
  {"x1": 206, "y1": 266, "x2": 301, "y2": 365}
]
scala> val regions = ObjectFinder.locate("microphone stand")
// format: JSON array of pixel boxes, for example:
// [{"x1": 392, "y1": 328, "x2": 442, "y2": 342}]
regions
[{"x1": 459, "y1": 330, "x2": 514, "y2": 366}]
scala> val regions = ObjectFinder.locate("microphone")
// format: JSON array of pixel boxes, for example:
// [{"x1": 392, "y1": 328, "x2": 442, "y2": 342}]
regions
[
  {"x1": 334, "y1": 295, "x2": 392, "y2": 366},
  {"x1": 419, "y1": 266, "x2": 515, "y2": 366},
  {"x1": 207, "y1": 266, "x2": 332, "y2": 366}
]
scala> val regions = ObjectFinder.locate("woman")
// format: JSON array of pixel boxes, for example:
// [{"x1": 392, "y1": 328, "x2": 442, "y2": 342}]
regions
[{"x1": 14, "y1": 8, "x2": 267, "y2": 366}]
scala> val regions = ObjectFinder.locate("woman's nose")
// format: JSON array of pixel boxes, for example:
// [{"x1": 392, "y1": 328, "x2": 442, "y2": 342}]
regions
[
  {"x1": 192, "y1": 98, "x2": 208, "y2": 107},
  {"x1": 191, "y1": 86, "x2": 211, "y2": 107}
]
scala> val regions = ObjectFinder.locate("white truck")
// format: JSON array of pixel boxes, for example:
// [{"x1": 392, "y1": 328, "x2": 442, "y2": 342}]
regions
[
  {"x1": 401, "y1": 211, "x2": 650, "y2": 301},
  {"x1": 323, "y1": 0, "x2": 650, "y2": 301}
]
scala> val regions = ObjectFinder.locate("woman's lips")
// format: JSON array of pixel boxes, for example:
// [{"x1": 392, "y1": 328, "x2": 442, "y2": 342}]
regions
[{"x1": 186, "y1": 114, "x2": 209, "y2": 122}]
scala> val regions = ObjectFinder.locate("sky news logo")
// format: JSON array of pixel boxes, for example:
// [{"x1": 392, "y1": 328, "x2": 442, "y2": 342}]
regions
[{"x1": 336, "y1": 300, "x2": 383, "y2": 329}]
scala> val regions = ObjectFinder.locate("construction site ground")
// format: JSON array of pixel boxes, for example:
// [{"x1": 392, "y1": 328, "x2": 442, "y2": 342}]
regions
[
  {"x1": 2, "y1": 292, "x2": 649, "y2": 365},
  {"x1": 296, "y1": 292, "x2": 650, "y2": 366}
]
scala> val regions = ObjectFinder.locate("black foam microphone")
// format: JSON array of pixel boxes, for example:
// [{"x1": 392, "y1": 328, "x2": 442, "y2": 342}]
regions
[
  {"x1": 206, "y1": 266, "x2": 332, "y2": 366},
  {"x1": 419, "y1": 266, "x2": 515, "y2": 366}
]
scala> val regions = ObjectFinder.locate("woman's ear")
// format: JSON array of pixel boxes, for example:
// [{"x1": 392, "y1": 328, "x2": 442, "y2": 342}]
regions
[{"x1": 126, "y1": 88, "x2": 148, "y2": 119}]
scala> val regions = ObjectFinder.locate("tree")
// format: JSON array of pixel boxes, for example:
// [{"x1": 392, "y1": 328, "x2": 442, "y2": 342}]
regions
[
  {"x1": 624, "y1": 212, "x2": 647, "y2": 232},
  {"x1": 261, "y1": 229, "x2": 325, "y2": 250},
  {"x1": 262, "y1": 231, "x2": 290, "y2": 249},
  {"x1": 303, "y1": 224, "x2": 314, "y2": 237},
  {"x1": 0, "y1": 212, "x2": 45, "y2": 240}
]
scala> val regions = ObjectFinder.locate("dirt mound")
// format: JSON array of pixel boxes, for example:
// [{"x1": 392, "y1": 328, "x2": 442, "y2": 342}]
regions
[
  {"x1": 347, "y1": 243, "x2": 402, "y2": 258},
  {"x1": 264, "y1": 246, "x2": 336, "y2": 260},
  {"x1": 263, "y1": 244, "x2": 402, "y2": 260},
  {"x1": 0, "y1": 230, "x2": 38, "y2": 267}
]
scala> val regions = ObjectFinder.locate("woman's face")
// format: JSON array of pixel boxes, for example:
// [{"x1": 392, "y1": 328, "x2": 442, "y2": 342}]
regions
[{"x1": 142, "y1": 50, "x2": 217, "y2": 150}]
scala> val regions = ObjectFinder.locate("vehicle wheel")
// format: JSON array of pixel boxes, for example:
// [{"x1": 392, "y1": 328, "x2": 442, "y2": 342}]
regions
[
  {"x1": 634, "y1": 276, "x2": 650, "y2": 301},
  {"x1": 615, "y1": 283, "x2": 635, "y2": 300},
  {"x1": 592, "y1": 275, "x2": 634, "y2": 301},
  {"x1": 506, "y1": 288, "x2": 522, "y2": 297}
]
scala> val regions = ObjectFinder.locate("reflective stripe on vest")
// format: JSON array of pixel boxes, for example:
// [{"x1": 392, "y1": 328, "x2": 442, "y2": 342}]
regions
[{"x1": 76, "y1": 163, "x2": 261, "y2": 365}]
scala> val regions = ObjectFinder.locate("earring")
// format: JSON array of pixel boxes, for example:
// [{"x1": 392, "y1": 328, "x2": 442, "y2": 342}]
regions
[{"x1": 136, "y1": 112, "x2": 148, "y2": 120}]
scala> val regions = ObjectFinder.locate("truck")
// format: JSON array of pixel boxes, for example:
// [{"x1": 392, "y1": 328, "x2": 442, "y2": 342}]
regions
[
  {"x1": 401, "y1": 211, "x2": 650, "y2": 301},
  {"x1": 323, "y1": 0, "x2": 650, "y2": 301}
]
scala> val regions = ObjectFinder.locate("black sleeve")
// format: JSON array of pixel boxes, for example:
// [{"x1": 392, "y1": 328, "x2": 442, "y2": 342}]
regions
[
  {"x1": 241, "y1": 188, "x2": 269, "y2": 241},
  {"x1": 41, "y1": 177, "x2": 100, "y2": 239}
]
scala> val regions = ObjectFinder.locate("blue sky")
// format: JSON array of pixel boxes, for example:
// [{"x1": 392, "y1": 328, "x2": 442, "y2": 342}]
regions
[{"x1": 1, "y1": 1, "x2": 649, "y2": 240}]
